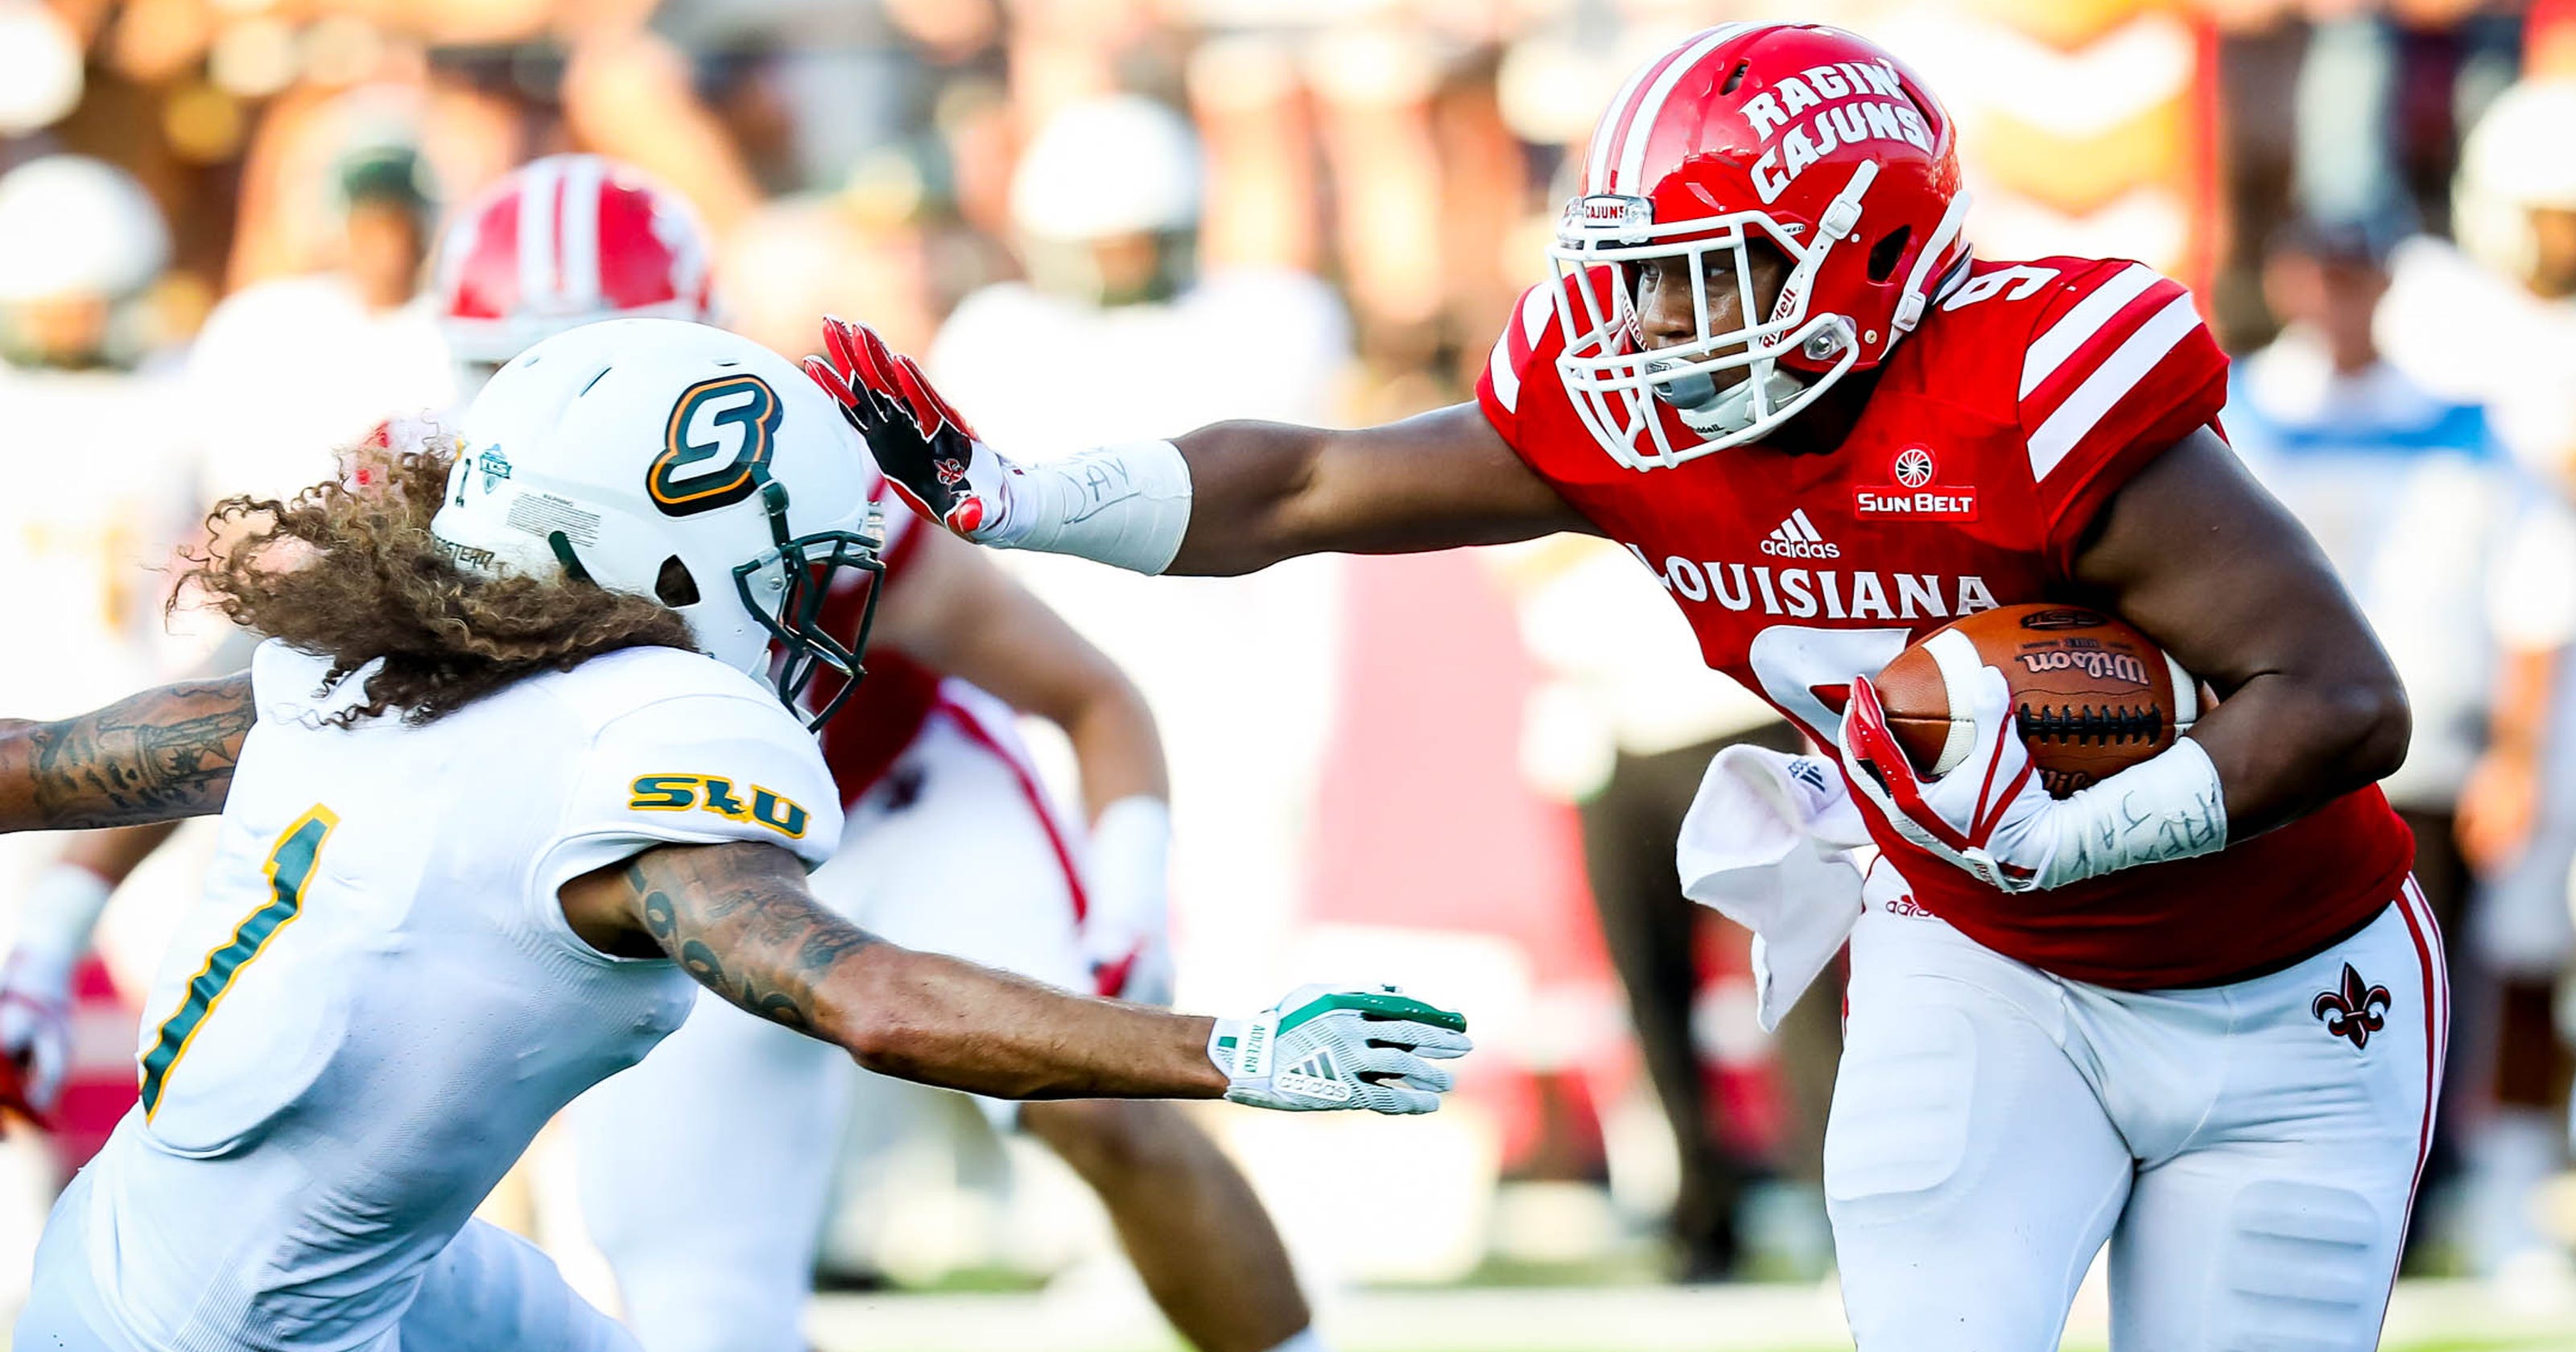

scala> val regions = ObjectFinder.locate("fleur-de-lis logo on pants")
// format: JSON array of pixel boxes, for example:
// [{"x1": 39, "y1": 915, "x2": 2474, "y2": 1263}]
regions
[{"x1": 2312, "y1": 962, "x2": 2393, "y2": 1049}]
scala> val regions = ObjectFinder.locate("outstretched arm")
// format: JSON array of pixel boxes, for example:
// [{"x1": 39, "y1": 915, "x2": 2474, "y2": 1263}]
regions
[
  {"x1": 1160, "y1": 407, "x2": 1597, "y2": 575},
  {"x1": 0, "y1": 677, "x2": 254, "y2": 833},
  {"x1": 559, "y1": 841, "x2": 1469, "y2": 1109},
  {"x1": 805, "y1": 319, "x2": 1591, "y2": 580}
]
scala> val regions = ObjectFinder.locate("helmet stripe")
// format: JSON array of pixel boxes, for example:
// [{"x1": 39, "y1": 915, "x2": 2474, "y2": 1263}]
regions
[
  {"x1": 559, "y1": 154, "x2": 604, "y2": 312},
  {"x1": 1613, "y1": 24, "x2": 1752, "y2": 195},
  {"x1": 1586, "y1": 42, "x2": 1671, "y2": 193},
  {"x1": 516, "y1": 155, "x2": 559, "y2": 310}
]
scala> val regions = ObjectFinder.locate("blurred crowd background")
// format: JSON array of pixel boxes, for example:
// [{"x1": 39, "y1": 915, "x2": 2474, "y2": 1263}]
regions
[{"x1": 10, "y1": 0, "x2": 2576, "y2": 1342}]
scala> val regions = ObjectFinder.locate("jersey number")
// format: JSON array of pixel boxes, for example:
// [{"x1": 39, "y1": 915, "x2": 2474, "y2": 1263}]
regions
[{"x1": 138, "y1": 806, "x2": 339, "y2": 1119}]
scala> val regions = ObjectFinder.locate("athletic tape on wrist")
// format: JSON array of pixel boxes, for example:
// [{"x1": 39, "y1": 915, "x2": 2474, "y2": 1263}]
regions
[
  {"x1": 993, "y1": 440, "x2": 1193, "y2": 575},
  {"x1": 2041, "y1": 737, "x2": 2228, "y2": 888}
]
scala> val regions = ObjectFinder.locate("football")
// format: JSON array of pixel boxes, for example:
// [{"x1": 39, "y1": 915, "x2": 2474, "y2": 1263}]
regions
[{"x1": 1872, "y1": 604, "x2": 2201, "y2": 797}]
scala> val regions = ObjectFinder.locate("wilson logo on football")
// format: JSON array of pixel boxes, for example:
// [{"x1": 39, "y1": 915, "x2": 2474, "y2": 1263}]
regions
[
  {"x1": 1854, "y1": 443, "x2": 1976, "y2": 521},
  {"x1": 2016, "y1": 648, "x2": 2150, "y2": 686}
]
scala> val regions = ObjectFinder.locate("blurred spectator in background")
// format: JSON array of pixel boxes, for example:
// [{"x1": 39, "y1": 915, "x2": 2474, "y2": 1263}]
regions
[
  {"x1": 185, "y1": 138, "x2": 454, "y2": 505},
  {"x1": 2379, "y1": 78, "x2": 2576, "y2": 1282},
  {"x1": 2227, "y1": 211, "x2": 2571, "y2": 1272}
]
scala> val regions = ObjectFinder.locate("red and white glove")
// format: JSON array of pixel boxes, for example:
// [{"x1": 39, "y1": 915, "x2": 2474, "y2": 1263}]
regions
[
  {"x1": 805, "y1": 317, "x2": 1021, "y2": 541},
  {"x1": 1084, "y1": 798, "x2": 1174, "y2": 1006},
  {"x1": 1839, "y1": 662, "x2": 2228, "y2": 893},
  {"x1": 804, "y1": 317, "x2": 1194, "y2": 575}
]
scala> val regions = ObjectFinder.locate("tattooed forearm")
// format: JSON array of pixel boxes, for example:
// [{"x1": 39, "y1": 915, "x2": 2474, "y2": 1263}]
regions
[
  {"x1": 0, "y1": 677, "x2": 255, "y2": 831},
  {"x1": 621, "y1": 843, "x2": 879, "y2": 1035},
  {"x1": 601, "y1": 840, "x2": 1226, "y2": 1100}
]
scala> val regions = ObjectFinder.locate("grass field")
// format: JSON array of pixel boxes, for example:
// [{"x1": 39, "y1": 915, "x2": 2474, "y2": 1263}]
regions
[{"x1": 803, "y1": 1280, "x2": 2576, "y2": 1352}]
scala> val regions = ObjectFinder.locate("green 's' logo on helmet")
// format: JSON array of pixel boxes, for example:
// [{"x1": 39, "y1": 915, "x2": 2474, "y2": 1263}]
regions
[{"x1": 650, "y1": 374, "x2": 782, "y2": 516}]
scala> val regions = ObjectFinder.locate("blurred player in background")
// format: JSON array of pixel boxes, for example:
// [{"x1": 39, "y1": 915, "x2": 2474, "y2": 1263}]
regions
[
  {"x1": 2, "y1": 315, "x2": 1469, "y2": 1352},
  {"x1": 927, "y1": 94, "x2": 1353, "y2": 1041},
  {"x1": 833, "y1": 23, "x2": 2445, "y2": 1346},
  {"x1": 2382, "y1": 77, "x2": 2576, "y2": 1281}
]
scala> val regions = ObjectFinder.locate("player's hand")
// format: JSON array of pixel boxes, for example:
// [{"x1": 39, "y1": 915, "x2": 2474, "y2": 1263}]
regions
[
  {"x1": 1209, "y1": 984, "x2": 1471, "y2": 1114},
  {"x1": 1839, "y1": 666, "x2": 2058, "y2": 893},
  {"x1": 805, "y1": 317, "x2": 1027, "y2": 543},
  {"x1": 0, "y1": 950, "x2": 74, "y2": 1126}
]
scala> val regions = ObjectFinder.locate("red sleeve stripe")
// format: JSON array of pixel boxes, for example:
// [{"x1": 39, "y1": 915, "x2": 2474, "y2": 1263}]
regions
[
  {"x1": 2018, "y1": 262, "x2": 2159, "y2": 398},
  {"x1": 2025, "y1": 291, "x2": 2203, "y2": 483}
]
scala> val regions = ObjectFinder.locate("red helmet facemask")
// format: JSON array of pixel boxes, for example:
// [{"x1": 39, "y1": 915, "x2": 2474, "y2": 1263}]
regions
[
  {"x1": 1549, "y1": 23, "x2": 1972, "y2": 470},
  {"x1": 433, "y1": 155, "x2": 716, "y2": 376}
]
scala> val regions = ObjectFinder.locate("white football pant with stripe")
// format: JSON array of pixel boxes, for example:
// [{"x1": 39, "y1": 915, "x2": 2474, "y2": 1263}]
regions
[{"x1": 1827, "y1": 863, "x2": 2446, "y2": 1350}]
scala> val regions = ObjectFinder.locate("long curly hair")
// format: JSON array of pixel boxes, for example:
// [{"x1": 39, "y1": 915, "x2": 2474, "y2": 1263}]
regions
[{"x1": 180, "y1": 441, "x2": 697, "y2": 725}]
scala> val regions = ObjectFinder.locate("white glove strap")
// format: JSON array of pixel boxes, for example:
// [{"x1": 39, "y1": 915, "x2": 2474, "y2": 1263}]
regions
[
  {"x1": 13, "y1": 864, "x2": 112, "y2": 987},
  {"x1": 2040, "y1": 737, "x2": 2228, "y2": 889},
  {"x1": 1208, "y1": 1013, "x2": 1274, "y2": 1085},
  {"x1": 990, "y1": 439, "x2": 1194, "y2": 575}
]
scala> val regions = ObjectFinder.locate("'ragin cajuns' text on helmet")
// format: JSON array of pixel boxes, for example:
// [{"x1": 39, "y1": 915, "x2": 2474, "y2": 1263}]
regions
[
  {"x1": 1550, "y1": 23, "x2": 1970, "y2": 469},
  {"x1": 433, "y1": 155, "x2": 716, "y2": 370}
]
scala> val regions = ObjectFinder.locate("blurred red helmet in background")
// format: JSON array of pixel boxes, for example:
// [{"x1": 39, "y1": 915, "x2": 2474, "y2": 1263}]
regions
[
  {"x1": 1550, "y1": 23, "x2": 1970, "y2": 469},
  {"x1": 433, "y1": 154, "x2": 716, "y2": 367}
]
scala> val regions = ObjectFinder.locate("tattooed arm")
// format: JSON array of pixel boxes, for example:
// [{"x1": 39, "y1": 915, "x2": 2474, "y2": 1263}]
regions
[
  {"x1": 557, "y1": 841, "x2": 1228, "y2": 1100},
  {"x1": 0, "y1": 678, "x2": 255, "y2": 832}
]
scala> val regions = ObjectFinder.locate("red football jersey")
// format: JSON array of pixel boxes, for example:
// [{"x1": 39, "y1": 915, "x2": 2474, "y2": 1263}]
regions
[{"x1": 1480, "y1": 255, "x2": 2413, "y2": 989}]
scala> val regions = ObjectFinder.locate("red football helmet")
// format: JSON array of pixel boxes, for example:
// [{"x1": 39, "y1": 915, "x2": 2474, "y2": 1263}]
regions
[
  {"x1": 433, "y1": 154, "x2": 716, "y2": 369},
  {"x1": 1550, "y1": 23, "x2": 1970, "y2": 469}
]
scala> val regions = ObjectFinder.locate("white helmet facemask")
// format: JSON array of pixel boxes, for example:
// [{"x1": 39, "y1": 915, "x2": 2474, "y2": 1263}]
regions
[{"x1": 429, "y1": 318, "x2": 886, "y2": 728}]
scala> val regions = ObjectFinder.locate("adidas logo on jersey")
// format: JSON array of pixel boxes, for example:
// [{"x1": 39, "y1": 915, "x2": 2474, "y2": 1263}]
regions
[{"x1": 1759, "y1": 510, "x2": 1841, "y2": 559}]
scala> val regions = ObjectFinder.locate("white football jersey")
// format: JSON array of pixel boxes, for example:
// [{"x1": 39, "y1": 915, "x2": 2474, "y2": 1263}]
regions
[{"x1": 63, "y1": 639, "x2": 839, "y2": 1350}]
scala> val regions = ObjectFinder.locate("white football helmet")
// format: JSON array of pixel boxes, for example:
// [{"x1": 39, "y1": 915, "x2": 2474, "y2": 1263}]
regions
[
  {"x1": 429, "y1": 318, "x2": 885, "y2": 725},
  {"x1": 2455, "y1": 79, "x2": 2576, "y2": 286}
]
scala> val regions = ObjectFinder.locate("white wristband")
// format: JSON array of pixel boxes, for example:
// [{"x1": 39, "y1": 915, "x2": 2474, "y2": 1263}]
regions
[
  {"x1": 1085, "y1": 796, "x2": 1172, "y2": 936},
  {"x1": 13, "y1": 864, "x2": 114, "y2": 985},
  {"x1": 2040, "y1": 737, "x2": 2228, "y2": 889},
  {"x1": 991, "y1": 439, "x2": 1194, "y2": 575}
]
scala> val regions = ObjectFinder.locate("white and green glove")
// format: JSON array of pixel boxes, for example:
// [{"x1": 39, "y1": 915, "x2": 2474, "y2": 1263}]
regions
[{"x1": 1209, "y1": 984, "x2": 1472, "y2": 1115}]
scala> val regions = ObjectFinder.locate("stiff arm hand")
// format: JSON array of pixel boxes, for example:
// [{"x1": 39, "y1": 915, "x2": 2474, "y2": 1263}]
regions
[{"x1": 563, "y1": 843, "x2": 1470, "y2": 1111}]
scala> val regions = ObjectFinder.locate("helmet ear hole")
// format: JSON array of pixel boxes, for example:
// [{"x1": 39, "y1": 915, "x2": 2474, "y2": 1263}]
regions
[
  {"x1": 654, "y1": 555, "x2": 700, "y2": 608},
  {"x1": 1719, "y1": 60, "x2": 1751, "y2": 95},
  {"x1": 1867, "y1": 225, "x2": 1913, "y2": 283}
]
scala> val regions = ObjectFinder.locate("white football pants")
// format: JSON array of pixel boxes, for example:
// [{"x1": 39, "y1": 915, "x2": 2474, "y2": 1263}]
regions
[
  {"x1": 1828, "y1": 862, "x2": 2446, "y2": 1350},
  {"x1": 16, "y1": 1169, "x2": 637, "y2": 1352},
  {"x1": 571, "y1": 683, "x2": 1092, "y2": 1352}
]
